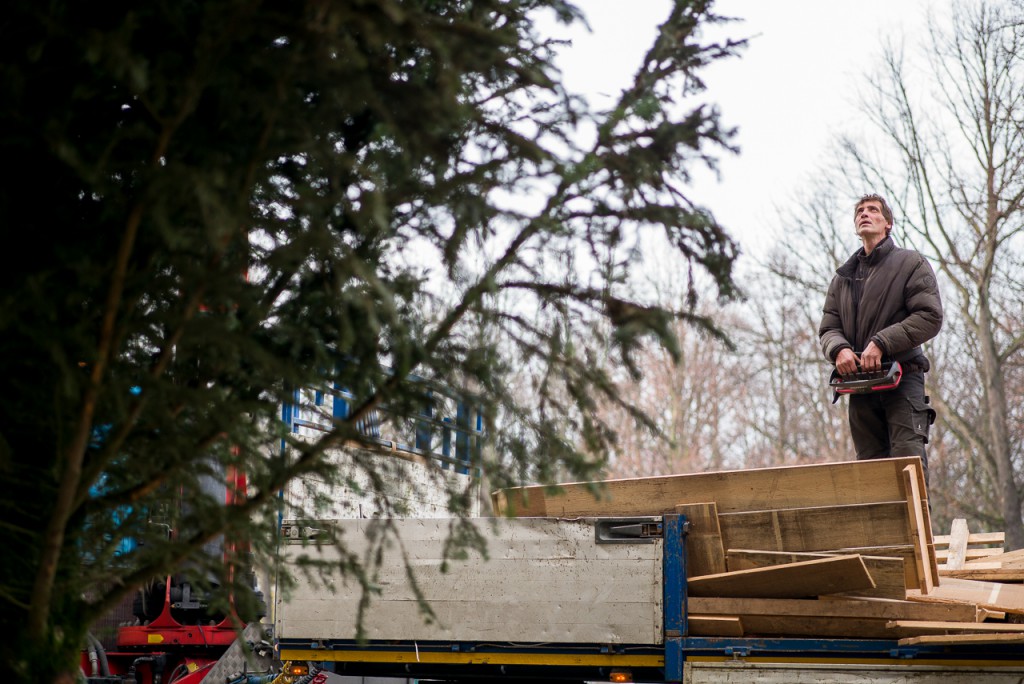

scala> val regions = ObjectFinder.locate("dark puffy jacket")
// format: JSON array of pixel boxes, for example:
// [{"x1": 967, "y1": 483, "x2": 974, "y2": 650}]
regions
[{"x1": 819, "y1": 237, "x2": 943, "y2": 366}]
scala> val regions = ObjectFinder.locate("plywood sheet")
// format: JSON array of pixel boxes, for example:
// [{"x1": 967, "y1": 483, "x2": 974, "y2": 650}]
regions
[
  {"x1": 908, "y1": 576, "x2": 1024, "y2": 615},
  {"x1": 688, "y1": 596, "x2": 980, "y2": 622},
  {"x1": 688, "y1": 555, "x2": 874, "y2": 598},
  {"x1": 675, "y1": 502, "x2": 726, "y2": 577},
  {"x1": 727, "y1": 549, "x2": 906, "y2": 600},
  {"x1": 717, "y1": 502, "x2": 913, "y2": 554},
  {"x1": 493, "y1": 457, "x2": 924, "y2": 517}
]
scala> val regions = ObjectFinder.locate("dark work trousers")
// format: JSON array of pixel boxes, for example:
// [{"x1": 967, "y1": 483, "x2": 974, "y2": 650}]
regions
[{"x1": 848, "y1": 370, "x2": 934, "y2": 475}]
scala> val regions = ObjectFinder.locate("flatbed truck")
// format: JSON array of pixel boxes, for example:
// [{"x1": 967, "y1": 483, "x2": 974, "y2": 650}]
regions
[{"x1": 274, "y1": 515, "x2": 1024, "y2": 683}]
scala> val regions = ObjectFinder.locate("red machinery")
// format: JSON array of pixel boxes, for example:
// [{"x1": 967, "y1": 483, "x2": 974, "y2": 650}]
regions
[{"x1": 81, "y1": 467, "x2": 272, "y2": 684}]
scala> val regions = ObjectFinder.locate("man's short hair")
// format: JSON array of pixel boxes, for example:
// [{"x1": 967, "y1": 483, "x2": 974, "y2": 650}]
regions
[{"x1": 855, "y1": 193, "x2": 894, "y2": 234}]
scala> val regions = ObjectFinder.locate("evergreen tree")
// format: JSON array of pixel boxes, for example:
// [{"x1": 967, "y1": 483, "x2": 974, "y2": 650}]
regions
[{"x1": 0, "y1": 1, "x2": 742, "y2": 679}]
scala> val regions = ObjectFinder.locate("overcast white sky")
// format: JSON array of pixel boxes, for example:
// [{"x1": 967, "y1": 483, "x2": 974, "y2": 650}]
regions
[{"x1": 549, "y1": 0, "x2": 934, "y2": 260}]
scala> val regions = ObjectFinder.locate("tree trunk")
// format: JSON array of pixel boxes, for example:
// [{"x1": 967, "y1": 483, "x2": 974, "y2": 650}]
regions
[{"x1": 978, "y1": 302, "x2": 1024, "y2": 549}]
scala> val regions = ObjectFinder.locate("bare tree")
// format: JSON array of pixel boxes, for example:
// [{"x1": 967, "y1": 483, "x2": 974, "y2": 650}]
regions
[
  {"x1": 840, "y1": 0, "x2": 1024, "y2": 547},
  {"x1": 730, "y1": 183, "x2": 859, "y2": 468},
  {"x1": 923, "y1": 310, "x2": 1007, "y2": 534},
  {"x1": 595, "y1": 182, "x2": 862, "y2": 477},
  {"x1": 599, "y1": 311, "x2": 746, "y2": 478},
  {"x1": 736, "y1": 257, "x2": 848, "y2": 466}
]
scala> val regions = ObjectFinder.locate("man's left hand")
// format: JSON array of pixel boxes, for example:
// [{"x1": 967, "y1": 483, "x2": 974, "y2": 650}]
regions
[{"x1": 860, "y1": 341, "x2": 883, "y2": 372}]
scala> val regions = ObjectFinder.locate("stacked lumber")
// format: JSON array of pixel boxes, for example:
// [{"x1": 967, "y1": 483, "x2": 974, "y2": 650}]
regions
[
  {"x1": 901, "y1": 516, "x2": 1024, "y2": 645},
  {"x1": 494, "y1": 457, "x2": 1024, "y2": 645},
  {"x1": 936, "y1": 518, "x2": 1021, "y2": 580}
]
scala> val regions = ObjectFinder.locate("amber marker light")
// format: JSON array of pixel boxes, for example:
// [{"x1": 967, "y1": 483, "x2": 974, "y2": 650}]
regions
[{"x1": 284, "y1": 662, "x2": 309, "y2": 676}]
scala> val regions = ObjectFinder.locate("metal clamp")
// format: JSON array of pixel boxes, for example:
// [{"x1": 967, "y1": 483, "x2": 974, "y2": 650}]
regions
[{"x1": 595, "y1": 517, "x2": 663, "y2": 544}]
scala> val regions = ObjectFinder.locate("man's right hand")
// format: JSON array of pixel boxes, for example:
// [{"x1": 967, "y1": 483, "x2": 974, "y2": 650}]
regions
[{"x1": 835, "y1": 348, "x2": 860, "y2": 376}]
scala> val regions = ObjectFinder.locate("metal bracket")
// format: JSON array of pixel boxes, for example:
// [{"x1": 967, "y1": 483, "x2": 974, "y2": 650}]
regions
[
  {"x1": 595, "y1": 517, "x2": 663, "y2": 544},
  {"x1": 724, "y1": 646, "x2": 750, "y2": 658}
]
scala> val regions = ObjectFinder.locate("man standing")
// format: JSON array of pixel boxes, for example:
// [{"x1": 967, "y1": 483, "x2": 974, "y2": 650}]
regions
[{"x1": 819, "y1": 194, "x2": 943, "y2": 467}]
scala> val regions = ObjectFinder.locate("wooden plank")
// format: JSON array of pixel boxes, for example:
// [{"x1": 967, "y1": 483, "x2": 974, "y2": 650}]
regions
[
  {"x1": 934, "y1": 531, "x2": 1006, "y2": 547},
  {"x1": 900, "y1": 632, "x2": 1024, "y2": 646},
  {"x1": 732, "y1": 615, "x2": 896, "y2": 639},
  {"x1": 937, "y1": 547, "x2": 1009, "y2": 562},
  {"x1": 688, "y1": 596, "x2": 981, "y2": 622},
  {"x1": 727, "y1": 549, "x2": 906, "y2": 600},
  {"x1": 909, "y1": 462, "x2": 941, "y2": 585},
  {"x1": 886, "y1": 620, "x2": 1024, "y2": 633},
  {"x1": 902, "y1": 465, "x2": 934, "y2": 594},
  {"x1": 675, "y1": 502, "x2": 726, "y2": 577},
  {"x1": 492, "y1": 457, "x2": 924, "y2": 517},
  {"x1": 690, "y1": 614, "x2": 995, "y2": 640},
  {"x1": 688, "y1": 555, "x2": 874, "y2": 599},
  {"x1": 942, "y1": 561, "x2": 1005, "y2": 572},
  {"x1": 833, "y1": 545, "x2": 918, "y2": 589},
  {"x1": 687, "y1": 615, "x2": 744, "y2": 637},
  {"x1": 940, "y1": 567, "x2": 1024, "y2": 582},
  {"x1": 817, "y1": 594, "x2": 1001, "y2": 622},
  {"x1": 686, "y1": 660, "x2": 1024, "y2": 682},
  {"x1": 835, "y1": 544, "x2": 916, "y2": 554},
  {"x1": 717, "y1": 502, "x2": 914, "y2": 555},
  {"x1": 907, "y1": 576, "x2": 1024, "y2": 615},
  {"x1": 962, "y1": 546, "x2": 1024, "y2": 567},
  {"x1": 944, "y1": 518, "x2": 970, "y2": 570}
]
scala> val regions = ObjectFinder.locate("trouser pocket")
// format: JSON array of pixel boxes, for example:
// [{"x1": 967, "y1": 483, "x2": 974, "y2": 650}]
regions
[{"x1": 909, "y1": 395, "x2": 936, "y2": 444}]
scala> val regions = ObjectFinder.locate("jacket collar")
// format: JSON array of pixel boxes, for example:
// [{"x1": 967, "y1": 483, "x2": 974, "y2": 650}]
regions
[{"x1": 836, "y1": 235, "x2": 894, "y2": 278}]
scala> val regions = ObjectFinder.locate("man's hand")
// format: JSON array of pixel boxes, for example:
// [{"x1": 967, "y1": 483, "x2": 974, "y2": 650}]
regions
[
  {"x1": 860, "y1": 341, "x2": 883, "y2": 372},
  {"x1": 835, "y1": 348, "x2": 860, "y2": 376}
]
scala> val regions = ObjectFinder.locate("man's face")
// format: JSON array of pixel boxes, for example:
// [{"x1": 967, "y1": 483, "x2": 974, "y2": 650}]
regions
[{"x1": 855, "y1": 200, "x2": 890, "y2": 241}]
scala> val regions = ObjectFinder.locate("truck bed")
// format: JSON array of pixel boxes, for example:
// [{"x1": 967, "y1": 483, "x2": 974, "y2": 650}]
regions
[{"x1": 275, "y1": 515, "x2": 1024, "y2": 682}]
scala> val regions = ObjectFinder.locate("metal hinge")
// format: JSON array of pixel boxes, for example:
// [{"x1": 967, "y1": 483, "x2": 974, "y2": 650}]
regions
[{"x1": 595, "y1": 517, "x2": 663, "y2": 544}]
